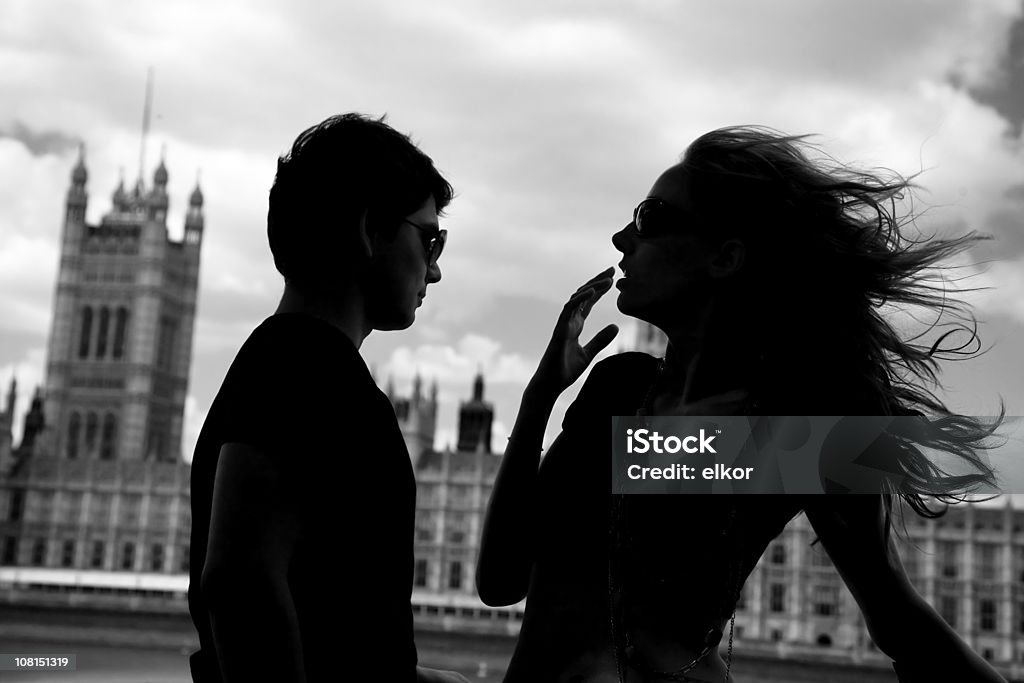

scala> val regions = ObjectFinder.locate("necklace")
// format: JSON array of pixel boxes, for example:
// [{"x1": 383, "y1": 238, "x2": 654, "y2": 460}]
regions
[{"x1": 609, "y1": 357, "x2": 741, "y2": 682}]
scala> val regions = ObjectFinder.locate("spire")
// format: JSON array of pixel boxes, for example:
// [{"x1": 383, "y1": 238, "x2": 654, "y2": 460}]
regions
[
  {"x1": 137, "y1": 66, "x2": 154, "y2": 189},
  {"x1": 153, "y1": 144, "x2": 168, "y2": 187},
  {"x1": 71, "y1": 143, "x2": 87, "y2": 185},
  {"x1": 66, "y1": 143, "x2": 88, "y2": 223},
  {"x1": 189, "y1": 170, "x2": 204, "y2": 208},
  {"x1": 473, "y1": 367, "x2": 484, "y2": 402},
  {"x1": 430, "y1": 379, "x2": 438, "y2": 403},
  {"x1": 413, "y1": 371, "x2": 422, "y2": 401},
  {"x1": 112, "y1": 168, "x2": 127, "y2": 208},
  {"x1": 184, "y1": 169, "x2": 205, "y2": 246},
  {"x1": 18, "y1": 387, "x2": 45, "y2": 456}
]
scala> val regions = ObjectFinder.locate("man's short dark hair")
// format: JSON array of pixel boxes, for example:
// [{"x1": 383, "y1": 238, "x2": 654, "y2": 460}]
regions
[{"x1": 267, "y1": 113, "x2": 454, "y2": 287}]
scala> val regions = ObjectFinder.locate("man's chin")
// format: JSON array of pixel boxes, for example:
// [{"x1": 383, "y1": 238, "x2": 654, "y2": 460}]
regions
[{"x1": 372, "y1": 312, "x2": 416, "y2": 332}]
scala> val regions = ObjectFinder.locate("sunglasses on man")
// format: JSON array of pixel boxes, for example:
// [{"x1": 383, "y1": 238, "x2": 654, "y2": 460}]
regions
[{"x1": 402, "y1": 219, "x2": 447, "y2": 265}]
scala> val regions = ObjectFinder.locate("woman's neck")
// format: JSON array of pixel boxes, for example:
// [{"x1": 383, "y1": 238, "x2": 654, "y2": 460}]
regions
[{"x1": 658, "y1": 304, "x2": 759, "y2": 409}]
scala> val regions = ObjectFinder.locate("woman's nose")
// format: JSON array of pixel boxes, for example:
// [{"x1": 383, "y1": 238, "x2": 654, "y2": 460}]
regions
[{"x1": 612, "y1": 224, "x2": 635, "y2": 253}]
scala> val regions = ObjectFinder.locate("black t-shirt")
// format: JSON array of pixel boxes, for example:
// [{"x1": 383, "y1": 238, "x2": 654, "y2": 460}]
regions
[{"x1": 188, "y1": 313, "x2": 416, "y2": 682}]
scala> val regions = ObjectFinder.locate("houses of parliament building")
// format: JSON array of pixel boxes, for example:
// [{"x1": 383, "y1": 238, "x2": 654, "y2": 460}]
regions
[
  {"x1": 1, "y1": 156, "x2": 1023, "y2": 679},
  {"x1": 0, "y1": 148, "x2": 202, "y2": 599}
]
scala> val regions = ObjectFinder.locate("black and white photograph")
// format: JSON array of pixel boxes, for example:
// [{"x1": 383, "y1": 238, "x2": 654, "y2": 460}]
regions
[{"x1": 1, "y1": 1, "x2": 1024, "y2": 681}]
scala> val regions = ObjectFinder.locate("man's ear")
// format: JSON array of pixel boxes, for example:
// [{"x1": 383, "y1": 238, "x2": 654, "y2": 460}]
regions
[
  {"x1": 709, "y1": 238, "x2": 745, "y2": 278},
  {"x1": 356, "y1": 208, "x2": 373, "y2": 260}
]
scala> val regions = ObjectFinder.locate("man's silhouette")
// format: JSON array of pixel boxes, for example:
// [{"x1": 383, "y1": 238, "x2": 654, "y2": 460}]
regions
[{"x1": 188, "y1": 113, "x2": 466, "y2": 683}]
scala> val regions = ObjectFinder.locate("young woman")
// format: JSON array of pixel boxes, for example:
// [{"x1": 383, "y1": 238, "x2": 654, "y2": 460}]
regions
[{"x1": 477, "y1": 127, "x2": 1006, "y2": 683}]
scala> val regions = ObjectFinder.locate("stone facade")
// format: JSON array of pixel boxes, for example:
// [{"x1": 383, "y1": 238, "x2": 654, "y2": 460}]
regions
[
  {"x1": 41, "y1": 148, "x2": 203, "y2": 464},
  {"x1": 0, "y1": 149, "x2": 202, "y2": 611}
]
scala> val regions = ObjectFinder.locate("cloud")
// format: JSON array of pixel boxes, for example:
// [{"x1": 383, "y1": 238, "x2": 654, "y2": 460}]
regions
[
  {"x1": 3, "y1": 0, "x2": 1024, "y2": 463},
  {"x1": 384, "y1": 333, "x2": 536, "y2": 387},
  {"x1": 963, "y1": 255, "x2": 1024, "y2": 324},
  {"x1": 963, "y1": 9, "x2": 1024, "y2": 133},
  {"x1": 0, "y1": 120, "x2": 81, "y2": 157}
]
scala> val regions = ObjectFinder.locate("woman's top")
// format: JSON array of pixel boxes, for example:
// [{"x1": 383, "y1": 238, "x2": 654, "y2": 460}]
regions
[{"x1": 504, "y1": 352, "x2": 811, "y2": 683}]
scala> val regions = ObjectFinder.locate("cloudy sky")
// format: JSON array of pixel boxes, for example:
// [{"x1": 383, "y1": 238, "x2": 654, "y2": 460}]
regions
[{"x1": 1, "y1": 1, "x2": 1023, "y2": 478}]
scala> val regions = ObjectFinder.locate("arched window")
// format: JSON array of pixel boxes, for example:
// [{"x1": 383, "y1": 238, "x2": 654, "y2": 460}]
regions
[
  {"x1": 100, "y1": 414, "x2": 117, "y2": 460},
  {"x1": 96, "y1": 307, "x2": 110, "y2": 358},
  {"x1": 113, "y1": 307, "x2": 129, "y2": 359},
  {"x1": 78, "y1": 307, "x2": 93, "y2": 358},
  {"x1": 84, "y1": 413, "x2": 98, "y2": 455},
  {"x1": 67, "y1": 412, "x2": 81, "y2": 459}
]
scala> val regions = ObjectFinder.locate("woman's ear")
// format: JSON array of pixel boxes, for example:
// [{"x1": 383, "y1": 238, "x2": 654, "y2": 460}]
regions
[{"x1": 709, "y1": 239, "x2": 746, "y2": 278}]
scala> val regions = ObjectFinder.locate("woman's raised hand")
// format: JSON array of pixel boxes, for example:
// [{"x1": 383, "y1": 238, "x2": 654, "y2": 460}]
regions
[{"x1": 531, "y1": 267, "x2": 619, "y2": 399}]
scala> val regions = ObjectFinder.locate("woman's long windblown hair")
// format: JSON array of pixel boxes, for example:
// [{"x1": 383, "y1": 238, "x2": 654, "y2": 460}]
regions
[{"x1": 680, "y1": 126, "x2": 1004, "y2": 524}]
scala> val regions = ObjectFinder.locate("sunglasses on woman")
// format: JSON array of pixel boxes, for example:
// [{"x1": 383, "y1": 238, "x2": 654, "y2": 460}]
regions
[
  {"x1": 402, "y1": 219, "x2": 447, "y2": 265},
  {"x1": 632, "y1": 198, "x2": 692, "y2": 237}
]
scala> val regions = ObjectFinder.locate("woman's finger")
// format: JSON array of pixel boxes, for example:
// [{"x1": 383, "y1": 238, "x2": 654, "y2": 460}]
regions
[
  {"x1": 565, "y1": 284, "x2": 598, "y2": 313},
  {"x1": 572, "y1": 267, "x2": 615, "y2": 295},
  {"x1": 581, "y1": 324, "x2": 620, "y2": 361},
  {"x1": 579, "y1": 277, "x2": 614, "y2": 318}
]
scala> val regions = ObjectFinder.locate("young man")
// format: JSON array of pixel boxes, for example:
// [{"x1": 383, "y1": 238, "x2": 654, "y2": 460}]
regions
[{"x1": 188, "y1": 114, "x2": 466, "y2": 683}]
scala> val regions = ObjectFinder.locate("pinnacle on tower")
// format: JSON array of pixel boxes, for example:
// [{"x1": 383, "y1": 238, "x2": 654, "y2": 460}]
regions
[
  {"x1": 66, "y1": 144, "x2": 89, "y2": 224},
  {"x1": 112, "y1": 168, "x2": 127, "y2": 208},
  {"x1": 71, "y1": 143, "x2": 87, "y2": 185},
  {"x1": 189, "y1": 180, "x2": 204, "y2": 208},
  {"x1": 473, "y1": 368, "x2": 485, "y2": 402},
  {"x1": 185, "y1": 171, "x2": 205, "y2": 244},
  {"x1": 153, "y1": 145, "x2": 168, "y2": 187}
]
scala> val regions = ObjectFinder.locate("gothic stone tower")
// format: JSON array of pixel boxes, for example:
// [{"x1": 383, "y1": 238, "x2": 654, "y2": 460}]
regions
[
  {"x1": 42, "y1": 148, "x2": 204, "y2": 463},
  {"x1": 388, "y1": 373, "x2": 438, "y2": 464},
  {"x1": 456, "y1": 371, "x2": 493, "y2": 454}
]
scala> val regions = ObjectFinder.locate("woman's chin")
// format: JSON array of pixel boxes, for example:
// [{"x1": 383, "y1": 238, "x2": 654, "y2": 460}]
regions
[
  {"x1": 614, "y1": 290, "x2": 632, "y2": 315},
  {"x1": 615, "y1": 289, "x2": 648, "y2": 317}
]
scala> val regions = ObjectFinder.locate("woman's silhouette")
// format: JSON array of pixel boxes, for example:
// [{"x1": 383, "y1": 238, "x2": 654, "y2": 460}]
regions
[{"x1": 477, "y1": 127, "x2": 1006, "y2": 683}]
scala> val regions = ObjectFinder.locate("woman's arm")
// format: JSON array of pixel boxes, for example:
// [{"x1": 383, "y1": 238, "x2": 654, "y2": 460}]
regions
[
  {"x1": 476, "y1": 383, "x2": 561, "y2": 605},
  {"x1": 476, "y1": 268, "x2": 618, "y2": 606},
  {"x1": 805, "y1": 496, "x2": 1006, "y2": 682}
]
